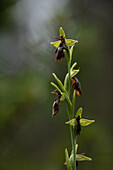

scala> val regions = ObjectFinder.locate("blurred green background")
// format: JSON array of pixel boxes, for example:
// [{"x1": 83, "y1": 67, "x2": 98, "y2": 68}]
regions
[{"x1": 0, "y1": 0, "x2": 113, "y2": 169}]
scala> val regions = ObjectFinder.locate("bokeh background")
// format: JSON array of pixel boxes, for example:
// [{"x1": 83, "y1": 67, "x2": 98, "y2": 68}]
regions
[{"x1": 0, "y1": 0, "x2": 113, "y2": 170}]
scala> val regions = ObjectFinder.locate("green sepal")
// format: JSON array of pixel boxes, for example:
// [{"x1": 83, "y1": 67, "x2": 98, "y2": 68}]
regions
[
  {"x1": 80, "y1": 118, "x2": 95, "y2": 126},
  {"x1": 64, "y1": 73, "x2": 69, "y2": 94},
  {"x1": 66, "y1": 118, "x2": 77, "y2": 127},
  {"x1": 76, "y1": 107, "x2": 83, "y2": 118},
  {"x1": 52, "y1": 73, "x2": 67, "y2": 94},
  {"x1": 76, "y1": 154, "x2": 92, "y2": 161},
  {"x1": 51, "y1": 82, "x2": 65, "y2": 101},
  {"x1": 65, "y1": 148, "x2": 72, "y2": 170},
  {"x1": 60, "y1": 27, "x2": 65, "y2": 38},
  {"x1": 51, "y1": 82, "x2": 62, "y2": 94},
  {"x1": 50, "y1": 40, "x2": 61, "y2": 48},
  {"x1": 65, "y1": 39, "x2": 78, "y2": 46},
  {"x1": 70, "y1": 69, "x2": 79, "y2": 77},
  {"x1": 50, "y1": 39, "x2": 78, "y2": 48},
  {"x1": 70, "y1": 62, "x2": 77, "y2": 71},
  {"x1": 66, "y1": 118, "x2": 95, "y2": 127}
]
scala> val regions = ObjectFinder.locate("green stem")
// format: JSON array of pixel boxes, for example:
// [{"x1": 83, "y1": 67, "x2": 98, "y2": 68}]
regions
[{"x1": 66, "y1": 50, "x2": 76, "y2": 170}]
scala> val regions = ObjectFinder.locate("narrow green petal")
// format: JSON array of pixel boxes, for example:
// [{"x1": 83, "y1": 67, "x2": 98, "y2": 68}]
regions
[
  {"x1": 52, "y1": 73, "x2": 67, "y2": 94},
  {"x1": 51, "y1": 82, "x2": 62, "y2": 93},
  {"x1": 60, "y1": 27, "x2": 65, "y2": 38},
  {"x1": 70, "y1": 62, "x2": 77, "y2": 71},
  {"x1": 76, "y1": 107, "x2": 83, "y2": 118},
  {"x1": 70, "y1": 69, "x2": 79, "y2": 77},
  {"x1": 50, "y1": 40, "x2": 61, "y2": 48},
  {"x1": 76, "y1": 154, "x2": 92, "y2": 161},
  {"x1": 80, "y1": 118, "x2": 95, "y2": 126},
  {"x1": 65, "y1": 39, "x2": 78, "y2": 46}
]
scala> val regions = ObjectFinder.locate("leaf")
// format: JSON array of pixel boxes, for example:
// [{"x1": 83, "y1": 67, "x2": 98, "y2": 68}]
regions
[
  {"x1": 50, "y1": 40, "x2": 61, "y2": 48},
  {"x1": 60, "y1": 27, "x2": 65, "y2": 38},
  {"x1": 70, "y1": 69, "x2": 79, "y2": 77},
  {"x1": 76, "y1": 154, "x2": 92, "y2": 161},
  {"x1": 80, "y1": 118, "x2": 95, "y2": 126},
  {"x1": 65, "y1": 148, "x2": 72, "y2": 170},
  {"x1": 76, "y1": 107, "x2": 83, "y2": 118},
  {"x1": 65, "y1": 39, "x2": 78, "y2": 46}
]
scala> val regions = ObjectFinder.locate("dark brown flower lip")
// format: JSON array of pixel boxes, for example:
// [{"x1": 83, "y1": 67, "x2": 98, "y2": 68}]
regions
[
  {"x1": 54, "y1": 36, "x2": 69, "y2": 62},
  {"x1": 52, "y1": 97, "x2": 60, "y2": 117},
  {"x1": 71, "y1": 76, "x2": 82, "y2": 96},
  {"x1": 52, "y1": 90, "x2": 62, "y2": 117},
  {"x1": 74, "y1": 115, "x2": 81, "y2": 135},
  {"x1": 52, "y1": 89, "x2": 61, "y2": 96},
  {"x1": 76, "y1": 115, "x2": 81, "y2": 135}
]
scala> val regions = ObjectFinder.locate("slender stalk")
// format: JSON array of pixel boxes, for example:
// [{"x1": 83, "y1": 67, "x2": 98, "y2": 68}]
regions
[{"x1": 66, "y1": 50, "x2": 76, "y2": 170}]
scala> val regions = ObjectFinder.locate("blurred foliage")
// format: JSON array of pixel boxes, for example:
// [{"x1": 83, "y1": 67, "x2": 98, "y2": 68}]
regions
[
  {"x1": 0, "y1": 0, "x2": 113, "y2": 170},
  {"x1": 0, "y1": 0, "x2": 17, "y2": 30}
]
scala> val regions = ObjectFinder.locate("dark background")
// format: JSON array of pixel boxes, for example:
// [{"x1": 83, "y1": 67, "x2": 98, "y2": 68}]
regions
[{"x1": 0, "y1": 0, "x2": 113, "y2": 169}]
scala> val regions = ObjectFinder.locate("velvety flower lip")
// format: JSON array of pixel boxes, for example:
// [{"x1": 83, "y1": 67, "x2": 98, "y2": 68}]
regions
[
  {"x1": 76, "y1": 115, "x2": 81, "y2": 135},
  {"x1": 54, "y1": 36, "x2": 69, "y2": 62},
  {"x1": 52, "y1": 97, "x2": 60, "y2": 117},
  {"x1": 71, "y1": 76, "x2": 82, "y2": 96},
  {"x1": 52, "y1": 89, "x2": 62, "y2": 117}
]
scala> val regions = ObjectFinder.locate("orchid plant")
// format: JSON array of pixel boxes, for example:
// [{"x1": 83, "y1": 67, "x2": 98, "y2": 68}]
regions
[{"x1": 50, "y1": 27, "x2": 95, "y2": 170}]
